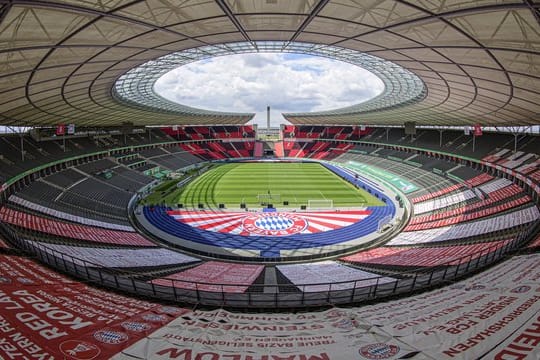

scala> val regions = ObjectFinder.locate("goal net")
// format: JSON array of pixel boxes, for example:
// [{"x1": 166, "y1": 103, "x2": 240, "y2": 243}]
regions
[
  {"x1": 307, "y1": 199, "x2": 333, "y2": 209},
  {"x1": 257, "y1": 194, "x2": 281, "y2": 204}
]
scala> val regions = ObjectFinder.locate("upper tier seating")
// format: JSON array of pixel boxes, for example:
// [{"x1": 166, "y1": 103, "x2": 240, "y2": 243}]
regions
[
  {"x1": 149, "y1": 261, "x2": 264, "y2": 293},
  {"x1": 0, "y1": 207, "x2": 155, "y2": 247},
  {"x1": 44, "y1": 168, "x2": 86, "y2": 188},
  {"x1": 62, "y1": 177, "x2": 132, "y2": 209},
  {"x1": 276, "y1": 261, "x2": 395, "y2": 292},
  {"x1": 76, "y1": 158, "x2": 117, "y2": 174},
  {"x1": 109, "y1": 166, "x2": 154, "y2": 189},
  {"x1": 10, "y1": 180, "x2": 131, "y2": 226},
  {"x1": 24, "y1": 240, "x2": 199, "y2": 268}
]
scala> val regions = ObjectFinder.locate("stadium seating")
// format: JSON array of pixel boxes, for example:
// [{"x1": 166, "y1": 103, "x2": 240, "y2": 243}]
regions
[
  {"x1": 464, "y1": 172, "x2": 494, "y2": 186},
  {"x1": 406, "y1": 196, "x2": 532, "y2": 231},
  {"x1": 412, "y1": 189, "x2": 476, "y2": 214},
  {"x1": 149, "y1": 261, "x2": 264, "y2": 293},
  {"x1": 0, "y1": 126, "x2": 538, "y2": 312},
  {"x1": 254, "y1": 141, "x2": 264, "y2": 157},
  {"x1": 341, "y1": 238, "x2": 514, "y2": 267},
  {"x1": 408, "y1": 184, "x2": 527, "y2": 225},
  {"x1": 411, "y1": 183, "x2": 466, "y2": 203},
  {"x1": 0, "y1": 236, "x2": 10, "y2": 249},
  {"x1": 23, "y1": 240, "x2": 199, "y2": 268},
  {"x1": 8, "y1": 195, "x2": 134, "y2": 231},
  {"x1": 527, "y1": 233, "x2": 540, "y2": 249},
  {"x1": 276, "y1": 261, "x2": 395, "y2": 292},
  {"x1": 387, "y1": 206, "x2": 540, "y2": 246},
  {"x1": 0, "y1": 207, "x2": 155, "y2": 246}
]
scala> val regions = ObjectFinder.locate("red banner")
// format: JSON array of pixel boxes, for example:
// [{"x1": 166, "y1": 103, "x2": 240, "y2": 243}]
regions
[
  {"x1": 474, "y1": 124, "x2": 482, "y2": 136},
  {"x1": 0, "y1": 255, "x2": 186, "y2": 359},
  {"x1": 56, "y1": 124, "x2": 66, "y2": 136}
]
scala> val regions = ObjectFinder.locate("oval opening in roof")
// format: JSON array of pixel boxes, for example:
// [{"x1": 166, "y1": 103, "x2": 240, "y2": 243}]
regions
[{"x1": 153, "y1": 53, "x2": 385, "y2": 127}]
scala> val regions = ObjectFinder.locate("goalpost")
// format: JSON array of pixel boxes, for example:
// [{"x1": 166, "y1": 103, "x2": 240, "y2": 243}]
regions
[
  {"x1": 307, "y1": 199, "x2": 333, "y2": 210},
  {"x1": 257, "y1": 194, "x2": 281, "y2": 204}
]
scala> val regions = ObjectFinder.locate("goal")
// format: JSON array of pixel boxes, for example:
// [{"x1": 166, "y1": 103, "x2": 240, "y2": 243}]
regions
[
  {"x1": 257, "y1": 193, "x2": 281, "y2": 203},
  {"x1": 307, "y1": 199, "x2": 333, "y2": 209}
]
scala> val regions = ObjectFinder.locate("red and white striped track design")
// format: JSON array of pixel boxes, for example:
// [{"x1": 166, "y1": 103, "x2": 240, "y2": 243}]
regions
[{"x1": 166, "y1": 209, "x2": 372, "y2": 236}]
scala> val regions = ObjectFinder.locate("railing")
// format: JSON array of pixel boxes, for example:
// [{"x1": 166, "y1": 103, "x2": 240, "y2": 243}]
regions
[{"x1": 1, "y1": 219, "x2": 536, "y2": 309}]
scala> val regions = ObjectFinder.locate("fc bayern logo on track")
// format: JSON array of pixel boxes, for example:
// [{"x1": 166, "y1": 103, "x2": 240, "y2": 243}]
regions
[
  {"x1": 359, "y1": 343, "x2": 400, "y2": 359},
  {"x1": 242, "y1": 213, "x2": 307, "y2": 236}
]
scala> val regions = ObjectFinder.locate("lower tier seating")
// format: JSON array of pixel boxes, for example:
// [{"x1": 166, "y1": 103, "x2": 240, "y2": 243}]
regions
[
  {"x1": 23, "y1": 240, "x2": 199, "y2": 268},
  {"x1": 149, "y1": 261, "x2": 264, "y2": 293},
  {"x1": 387, "y1": 206, "x2": 540, "y2": 246},
  {"x1": 276, "y1": 261, "x2": 395, "y2": 292},
  {"x1": 0, "y1": 207, "x2": 155, "y2": 247},
  {"x1": 341, "y1": 238, "x2": 514, "y2": 267}
]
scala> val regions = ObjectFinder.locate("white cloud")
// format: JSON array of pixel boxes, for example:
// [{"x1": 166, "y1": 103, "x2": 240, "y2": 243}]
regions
[{"x1": 154, "y1": 53, "x2": 384, "y2": 127}]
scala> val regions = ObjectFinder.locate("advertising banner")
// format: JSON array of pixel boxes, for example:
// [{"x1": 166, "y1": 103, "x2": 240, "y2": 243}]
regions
[
  {"x1": 346, "y1": 161, "x2": 418, "y2": 193},
  {"x1": 56, "y1": 124, "x2": 65, "y2": 136},
  {"x1": 2, "y1": 254, "x2": 539, "y2": 359},
  {"x1": 474, "y1": 124, "x2": 482, "y2": 136},
  {"x1": 113, "y1": 308, "x2": 419, "y2": 360},
  {"x1": 0, "y1": 255, "x2": 185, "y2": 359}
]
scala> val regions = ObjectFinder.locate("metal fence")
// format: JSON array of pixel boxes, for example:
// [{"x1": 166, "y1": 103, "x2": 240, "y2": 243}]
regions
[{"x1": 2, "y1": 220, "x2": 536, "y2": 309}]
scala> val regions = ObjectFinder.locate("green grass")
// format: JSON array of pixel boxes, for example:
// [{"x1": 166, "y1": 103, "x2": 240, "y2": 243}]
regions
[{"x1": 146, "y1": 162, "x2": 384, "y2": 208}]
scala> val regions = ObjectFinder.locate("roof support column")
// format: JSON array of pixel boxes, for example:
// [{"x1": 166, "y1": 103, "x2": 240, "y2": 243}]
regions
[{"x1": 20, "y1": 133, "x2": 24, "y2": 162}]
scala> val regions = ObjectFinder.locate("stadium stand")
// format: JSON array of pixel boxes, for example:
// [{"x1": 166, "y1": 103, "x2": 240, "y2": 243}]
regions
[
  {"x1": 23, "y1": 240, "x2": 199, "y2": 268},
  {"x1": 8, "y1": 195, "x2": 134, "y2": 231},
  {"x1": 276, "y1": 261, "x2": 396, "y2": 292},
  {"x1": 150, "y1": 261, "x2": 264, "y2": 293},
  {"x1": 387, "y1": 206, "x2": 540, "y2": 246},
  {"x1": 412, "y1": 189, "x2": 477, "y2": 214},
  {"x1": 0, "y1": 207, "x2": 154, "y2": 247},
  {"x1": 1, "y1": 2, "x2": 540, "y2": 357},
  {"x1": 0, "y1": 235, "x2": 10, "y2": 249},
  {"x1": 410, "y1": 183, "x2": 466, "y2": 203},
  {"x1": 341, "y1": 239, "x2": 514, "y2": 268},
  {"x1": 527, "y1": 233, "x2": 540, "y2": 249}
]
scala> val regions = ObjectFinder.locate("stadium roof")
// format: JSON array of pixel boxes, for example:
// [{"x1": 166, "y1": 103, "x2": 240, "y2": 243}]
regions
[{"x1": 0, "y1": 0, "x2": 538, "y2": 127}]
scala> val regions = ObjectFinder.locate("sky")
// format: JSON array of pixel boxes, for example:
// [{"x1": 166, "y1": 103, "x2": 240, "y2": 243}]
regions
[{"x1": 154, "y1": 53, "x2": 385, "y2": 128}]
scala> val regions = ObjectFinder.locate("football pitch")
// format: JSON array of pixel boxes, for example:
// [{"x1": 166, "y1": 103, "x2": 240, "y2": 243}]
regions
[{"x1": 147, "y1": 162, "x2": 384, "y2": 209}]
